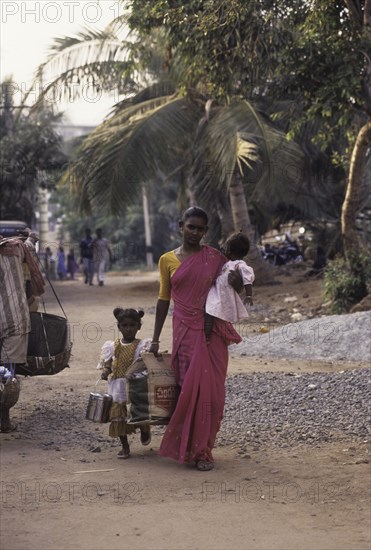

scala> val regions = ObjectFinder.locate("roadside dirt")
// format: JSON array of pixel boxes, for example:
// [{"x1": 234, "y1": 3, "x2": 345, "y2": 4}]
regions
[{"x1": 1, "y1": 267, "x2": 370, "y2": 550}]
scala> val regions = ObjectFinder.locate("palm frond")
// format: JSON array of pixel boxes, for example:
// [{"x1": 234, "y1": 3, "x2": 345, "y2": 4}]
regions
[
  {"x1": 38, "y1": 27, "x2": 131, "y2": 77},
  {"x1": 110, "y1": 79, "x2": 178, "y2": 115},
  {"x1": 104, "y1": 11, "x2": 133, "y2": 40},
  {"x1": 65, "y1": 96, "x2": 202, "y2": 213},
  {"x1": 236, "y1": 133, "x2": 260, "y2": 173},
  {"x1": 192, "y1": 101, "x2": 269, "y2": 190},
  {"x1": 192, "y1": 99, "x2": 326, "y2": 222},
  {"x1": 26, "y1": 28, "x2": 137, "y2": 107}
]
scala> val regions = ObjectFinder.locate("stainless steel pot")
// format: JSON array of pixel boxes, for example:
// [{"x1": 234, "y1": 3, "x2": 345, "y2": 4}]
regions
[{"x1": 86, "y1": 392, "x2": 112, "y2": 423}]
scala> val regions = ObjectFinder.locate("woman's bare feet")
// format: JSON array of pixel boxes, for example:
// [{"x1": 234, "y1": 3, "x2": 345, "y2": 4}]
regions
[{"x1": 196, "y1": 460, "x2": 214, "y2": 471}]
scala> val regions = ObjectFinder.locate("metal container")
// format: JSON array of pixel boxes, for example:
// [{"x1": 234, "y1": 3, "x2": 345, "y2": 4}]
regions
[
  {"x1": 86, "y1": 392, "x2": 98, "y2": 421},
  {"x1": 86, "y1": 392, "x2": 112, "y2": 423}
]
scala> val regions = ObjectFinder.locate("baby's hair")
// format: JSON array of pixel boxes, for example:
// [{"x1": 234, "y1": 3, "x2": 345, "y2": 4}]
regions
[
  {"x1": 223, "y1": 232, "x2": 250, "y2": 258},
  {"x1": 113, "y1": 307, "x2": 144, "y2": 326}
]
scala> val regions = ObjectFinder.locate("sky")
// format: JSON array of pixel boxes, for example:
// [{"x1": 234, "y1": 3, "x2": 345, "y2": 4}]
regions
[{"x1": 0, "y1": 0, "x2": 126, "y2": 126}]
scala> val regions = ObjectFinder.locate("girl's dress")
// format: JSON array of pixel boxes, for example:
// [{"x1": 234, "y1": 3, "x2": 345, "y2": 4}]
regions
[
  {"x1": 205, "y1": 259, "x2": 255, "y2": 322},
  {"x1": 98, "y1": 337, "x2": 151, "y2": 437}
]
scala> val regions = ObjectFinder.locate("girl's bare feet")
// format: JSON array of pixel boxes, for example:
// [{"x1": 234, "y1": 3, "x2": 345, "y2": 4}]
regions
[
  {"x1": 118, "y1": 436, "x2": 130, "y2": 458},
  {"x1": 117, "y1": 447, "x2": 130, "y2": 459}
]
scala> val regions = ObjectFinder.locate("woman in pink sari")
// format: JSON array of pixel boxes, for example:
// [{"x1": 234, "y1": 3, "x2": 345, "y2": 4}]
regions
[{"x1": 150, "y1": 207, "x2": 241, "y2": 471}]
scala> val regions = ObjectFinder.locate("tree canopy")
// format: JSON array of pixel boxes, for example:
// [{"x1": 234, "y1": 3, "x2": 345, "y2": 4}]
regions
[
  {"x1": 30, "y1": 0, "x2": 370, "y2": 265},
  {"x1": 127, "y1": 0, "x2": 371, "y2": 258},
  {"x1": 0, "y1": 80, "x2": 67, "y2": 225}
]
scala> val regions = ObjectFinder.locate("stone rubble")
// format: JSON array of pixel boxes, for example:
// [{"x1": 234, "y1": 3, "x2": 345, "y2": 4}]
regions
[
  {"x1": 220, "y1": 311, "x2": 370, "y2": 451},
  {"x1": 230, "y1": 311, "x2": 371, "y2": 363},
  {"x1": 218, "y1": 369, "x2": 370, "y2": 452}
]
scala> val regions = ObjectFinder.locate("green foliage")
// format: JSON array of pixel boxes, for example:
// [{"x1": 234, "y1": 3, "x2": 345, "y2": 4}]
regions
[
  {"x1": 127, "y1": 0, "x2": 292, "y2": 100},
  {"x1": 124, "y1": 0, "x2": 370, "y2": 256},
  {"x1": 270, "y1": 0, "x2": 369, "y2": 160},
  {"x1": 324, "y1": 251, "x2": 370, "y2": 314},
  {"x1": 127, "y1": 0, "x2": 370, "y2": 174},
  {"x1": 66, "y1": 95, "x2": 202, "y2": 214},
  {"x1": 53, "y1": 173, "x2": 181, "y2": 266},
  {"x1": 32, "y1": 27, "x2": 139, "y2": 106},
  {"x1": 0, "y1": 81, "x2": 67, "y2": 225},
  {"x1": 34, "y1": 0, "x2": 369, "y2": 257}
]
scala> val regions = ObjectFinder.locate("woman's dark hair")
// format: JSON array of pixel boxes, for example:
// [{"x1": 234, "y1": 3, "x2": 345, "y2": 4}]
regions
[
  {"x1": 224, "y1": 232, "x2": 250, "y2": 257},
  {"x1": 182, "y1": 206, "x2": 208, "y2": 224},
  {"x1": 113, "y1": 307, "x2": 144, "y2": 326}
]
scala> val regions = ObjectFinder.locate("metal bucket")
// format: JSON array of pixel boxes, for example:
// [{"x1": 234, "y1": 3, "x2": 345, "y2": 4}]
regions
[{"x1": 86, "y1": 392, "x2": 112, "y2": 423}]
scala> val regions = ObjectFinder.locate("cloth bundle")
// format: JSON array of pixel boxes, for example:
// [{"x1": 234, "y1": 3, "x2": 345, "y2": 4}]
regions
[{"x1": 126, "y1": 353, "x2": 179, "y2": 426}]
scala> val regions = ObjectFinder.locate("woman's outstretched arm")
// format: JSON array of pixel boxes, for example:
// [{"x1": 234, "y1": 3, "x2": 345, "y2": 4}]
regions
[{"x1": 150, "y1": 299, "x2": 170, "y2": 356}]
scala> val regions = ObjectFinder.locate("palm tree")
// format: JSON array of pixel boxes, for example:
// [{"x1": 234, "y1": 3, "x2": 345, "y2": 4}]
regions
[
  {"x1": 60, "y1": 82, "x2": 319, "y2": 279},
  {"x1": 31, "y1": 16, "x2": 316, "y2": 282}
]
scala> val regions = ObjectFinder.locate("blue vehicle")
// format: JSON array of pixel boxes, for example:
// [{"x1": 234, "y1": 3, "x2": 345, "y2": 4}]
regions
[{"x1": 0, "y1": 220, "x2": 28, "y2": 238}]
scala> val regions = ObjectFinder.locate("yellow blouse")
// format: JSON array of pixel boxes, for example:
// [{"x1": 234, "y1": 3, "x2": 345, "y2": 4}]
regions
[{"x1": 158, "y1": 250, "x2": 181, "y2": 300}]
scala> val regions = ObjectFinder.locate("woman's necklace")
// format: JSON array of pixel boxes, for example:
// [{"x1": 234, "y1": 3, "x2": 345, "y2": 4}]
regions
[
  {"x1": 177, "y1": 246, "x2": 187, "y2": 260},
  {"x1": 176, "y1": 245, "x2": 200, "y2": 261}
]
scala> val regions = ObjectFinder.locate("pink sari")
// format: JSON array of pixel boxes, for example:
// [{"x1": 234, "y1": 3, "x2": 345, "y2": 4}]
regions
[{"x1": 159, "y1": 245, "x2": 242, "y2": 464}]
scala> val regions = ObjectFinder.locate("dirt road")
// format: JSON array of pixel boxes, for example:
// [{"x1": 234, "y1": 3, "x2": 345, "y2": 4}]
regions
[{"x1": 1, "y1": 271, "x2": 369, "y2": 550}]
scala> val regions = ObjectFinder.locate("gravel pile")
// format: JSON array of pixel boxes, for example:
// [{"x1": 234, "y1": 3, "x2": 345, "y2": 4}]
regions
[
  {"x1": 221, "y1": 312, "x2": 370, "y2": 451},
  {"x1": 218, "y1": 369, "x2": 370, "y2": 451},
  {"x1": 230, "y1": 311, "x2": 371, "y2": 363}
]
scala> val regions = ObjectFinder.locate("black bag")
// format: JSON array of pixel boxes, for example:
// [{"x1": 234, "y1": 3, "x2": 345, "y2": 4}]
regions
[
  {"x1": 17, "y1": 312, "x2": 72, "y2": 376},
  {"x1": 28, "y1": 312, "x2": 68, "y2": 357}
]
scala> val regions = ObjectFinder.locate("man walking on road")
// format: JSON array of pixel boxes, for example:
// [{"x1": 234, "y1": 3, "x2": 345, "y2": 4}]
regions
[
  {"x1": 92, "y1": 228, "x2": 112, "y2": 286},
  {"x1": 80, "y1": 228, "x2": 94, "y2": 285}
]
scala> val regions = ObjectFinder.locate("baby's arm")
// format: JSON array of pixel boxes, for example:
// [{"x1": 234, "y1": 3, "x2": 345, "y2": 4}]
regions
[
  {"x1": 239, "y1": 262, "x2": 254, "y2": 306},
  {"x1": 243, "y1": 284, "x2": 253, "y2": 306}
]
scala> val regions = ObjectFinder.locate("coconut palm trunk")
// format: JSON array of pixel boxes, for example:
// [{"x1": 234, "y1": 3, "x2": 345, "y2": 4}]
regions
[
  {"x1": 341, "y1": 119, "x2": 371, "y2": 259},
  {"x1": 142, "y1": 186, "x2": 153, "y2": 269},
  {"x1": 340, "y1": 0, "x2": 371, "y2": 261},
  {"x1": 229, "y1": 173, "x2": 275, "y2": 284}
]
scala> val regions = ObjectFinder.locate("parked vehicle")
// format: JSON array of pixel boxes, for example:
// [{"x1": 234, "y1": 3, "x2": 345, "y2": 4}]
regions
[
  {"x1": 0, "y1": 220, "x2": 28, "y2": 238},
  {"x1": 262, "y1": 239, "x2": 304, "y2": 266}
]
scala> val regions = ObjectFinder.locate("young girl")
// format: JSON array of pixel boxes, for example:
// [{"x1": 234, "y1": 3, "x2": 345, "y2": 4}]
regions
[
  {"x1": 98, "y1": 307, "x2": 152, "y2": 459},
  {"x1": 205, "y1": 232, "x2": 255, "y2": 341}
]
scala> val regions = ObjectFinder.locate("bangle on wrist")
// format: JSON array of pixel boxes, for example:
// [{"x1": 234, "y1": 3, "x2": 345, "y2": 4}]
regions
[{"x1": 151, "y1": 341, "x2": 160, "y2": 344}]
